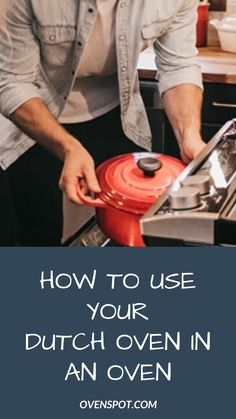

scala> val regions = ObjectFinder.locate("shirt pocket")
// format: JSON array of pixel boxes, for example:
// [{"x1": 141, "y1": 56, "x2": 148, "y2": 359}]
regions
[{"x1": 36, "y1": 25, "x2": 76, "y2": 68}]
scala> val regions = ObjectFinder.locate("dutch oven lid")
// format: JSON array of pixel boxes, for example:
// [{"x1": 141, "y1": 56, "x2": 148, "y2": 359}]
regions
[{"x1": 96, "y1": 152, "x2": 185, "y2": 214}]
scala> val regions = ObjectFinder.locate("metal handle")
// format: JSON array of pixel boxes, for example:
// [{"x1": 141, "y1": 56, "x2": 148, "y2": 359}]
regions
[
  {"x1": 212, "y1": 101, "x2": 236, "y2": 109},
  {"x1": 77, "y1": 181, "x2": 107, "y2": 208},
  {"x1": 137, "y1": 157, "x2": 162, "y2": 177}
]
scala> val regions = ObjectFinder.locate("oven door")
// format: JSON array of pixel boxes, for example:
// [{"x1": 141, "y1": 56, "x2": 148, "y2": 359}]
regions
[{"x1": 63, "y1": 195, "x2": 113, "y2": 247}]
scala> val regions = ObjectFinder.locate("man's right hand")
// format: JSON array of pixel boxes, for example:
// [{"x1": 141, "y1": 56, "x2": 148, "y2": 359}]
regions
[{"x1": 59, "y1": 142, "x2": 101, "y2": 205}]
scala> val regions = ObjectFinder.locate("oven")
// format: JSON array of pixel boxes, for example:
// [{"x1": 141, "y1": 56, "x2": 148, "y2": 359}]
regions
[{"x1": 141, "y1": 119, "x2": 236, "y2": 247}]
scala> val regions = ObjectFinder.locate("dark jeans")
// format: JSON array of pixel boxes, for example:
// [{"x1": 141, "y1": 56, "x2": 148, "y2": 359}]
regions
[
  {"x1": 0, "y1": 145, "x2": 63, "y2": 246},
  {"x1": 64, "y1": 106, "x2": 145, "y2": 166},
  {"x1": 0, "y1": 107, "x2": 145, "y2": 246}
]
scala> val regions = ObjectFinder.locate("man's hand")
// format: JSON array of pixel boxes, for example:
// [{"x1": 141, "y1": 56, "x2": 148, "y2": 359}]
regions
[
  {"x1": 179, "y1": 131, "x2": 206, "y2": 163},
  {"x1": 59, "y1": 142, "x2": 101, "y2": 205}
]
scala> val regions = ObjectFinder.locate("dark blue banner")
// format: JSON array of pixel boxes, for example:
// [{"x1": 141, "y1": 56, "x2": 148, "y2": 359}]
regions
[{"x1": 1, "y1": 248, "x2": 235, "y2": 418}]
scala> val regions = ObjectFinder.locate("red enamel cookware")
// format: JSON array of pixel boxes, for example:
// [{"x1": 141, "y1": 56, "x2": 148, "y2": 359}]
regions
[{"x1": 77, "y1": 152, "x2": 185, "y2": 246}]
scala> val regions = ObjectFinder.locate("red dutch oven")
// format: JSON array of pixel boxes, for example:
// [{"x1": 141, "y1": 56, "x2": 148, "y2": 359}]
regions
[{"x1": 77, "y1": 153, "x2": 185, "y2": 246}]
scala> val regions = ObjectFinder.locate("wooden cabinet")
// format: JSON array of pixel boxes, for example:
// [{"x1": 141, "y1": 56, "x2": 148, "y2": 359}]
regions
[{"x1": 201, "y1": 82, "x2": 236, "y2": 141}]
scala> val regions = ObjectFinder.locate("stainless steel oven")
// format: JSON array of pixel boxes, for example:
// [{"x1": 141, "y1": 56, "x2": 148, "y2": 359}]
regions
[{"x1": 141, "y1": 119, "x2": 236, "y2": 246}]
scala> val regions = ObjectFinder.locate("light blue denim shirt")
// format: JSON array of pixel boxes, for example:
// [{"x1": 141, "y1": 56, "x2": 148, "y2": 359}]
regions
[{"x1": 0, "y1": 0, "x2": 203, "y2": 169}]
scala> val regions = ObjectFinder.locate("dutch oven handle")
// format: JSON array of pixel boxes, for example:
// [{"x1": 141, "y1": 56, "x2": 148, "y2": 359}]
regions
[{"x1": 77, "y1": 179, "x2": 108, "y2": 208}]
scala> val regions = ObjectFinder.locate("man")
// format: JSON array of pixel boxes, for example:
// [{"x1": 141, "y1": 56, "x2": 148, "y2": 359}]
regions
[{"x1": 0, "y1": 0, "x2": 205, "y2": 245}]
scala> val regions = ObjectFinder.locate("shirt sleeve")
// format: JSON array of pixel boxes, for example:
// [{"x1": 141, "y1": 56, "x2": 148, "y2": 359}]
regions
[
  {"x1": 154, "y1": 0, "x2": 203, "y2": 96},
  {"x1": 0, "y1": 0, "x2": 41, "y2": 118}
]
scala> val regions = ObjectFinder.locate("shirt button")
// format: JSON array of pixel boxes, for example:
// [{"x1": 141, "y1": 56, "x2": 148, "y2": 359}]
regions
[
  {"x1": 119, "y1": 35, "x2": 125, "y2": 41},
  {"x1": 121, "y1": 66, "x2": 127, "y2": 72},
  {"x1": 121, "y1": 2, "x2": 126, "y2": 8},
  {"x1": 64, "y1": 96, "x2": 67, "y2": 101},
  {"x1": 77, "y1": 41, "x2": 82, "y2": 46},
  {"x1": 88, "y1": 8, "x2": 94, "y2": 13},
  {"x1": 49, "y1": 34, "x2": 55, "y2": 41},
  {"x1": 72, "y1": 70, "x2": 75, "y2": 76}
]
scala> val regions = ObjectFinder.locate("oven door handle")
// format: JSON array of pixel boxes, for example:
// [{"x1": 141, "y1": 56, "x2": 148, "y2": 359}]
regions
[{"x1": 212, "y1": 101, "x2": 236, "y2": 109}]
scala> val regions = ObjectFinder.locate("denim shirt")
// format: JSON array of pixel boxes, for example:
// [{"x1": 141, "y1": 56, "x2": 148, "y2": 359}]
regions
[{"x1": 0, "y1": 0, "x2": 202, "y2": 169}]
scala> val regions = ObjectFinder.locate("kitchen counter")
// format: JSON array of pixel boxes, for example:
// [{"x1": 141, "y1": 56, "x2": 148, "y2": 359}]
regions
[{"x1": 138, "y1": 46, "x2": 236, "y2": 84}]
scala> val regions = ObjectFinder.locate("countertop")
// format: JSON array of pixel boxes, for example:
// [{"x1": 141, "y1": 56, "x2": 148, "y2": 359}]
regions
[{"x1": 138, "y1": 46, "x2": 236, "y2": 84}]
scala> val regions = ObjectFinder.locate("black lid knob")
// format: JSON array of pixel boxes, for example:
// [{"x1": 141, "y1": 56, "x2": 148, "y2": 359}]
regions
[{"x1": 137, "y1": 157, "x2": 162, "y2": 177}]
